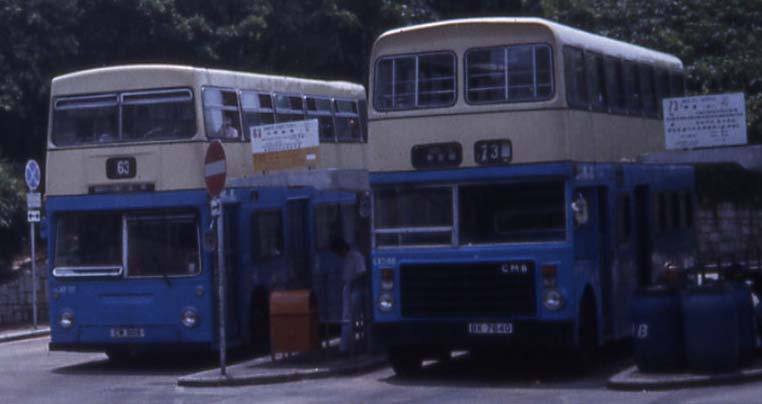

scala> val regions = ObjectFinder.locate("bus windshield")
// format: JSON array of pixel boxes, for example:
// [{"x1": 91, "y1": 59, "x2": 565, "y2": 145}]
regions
[
  {"x1": 459, "y1": 181, "x2": 566, "y2": 243},
  {"x1": 51, "y1": 88, "x2": 195, "y2": 146},
  {"x1": 373, "y1": 186, "x2": 453, "y2": 246},
  {"x1": 373, "y1": 180, "x2": 566, "y2": 247},
  {"x1": 53, "y1": 210, "x2": 200, "y2": 278}
]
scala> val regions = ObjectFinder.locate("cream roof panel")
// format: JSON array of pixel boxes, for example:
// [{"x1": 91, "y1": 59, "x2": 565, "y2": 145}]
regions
[
  {"x1": 374, "y1": 17, "x2": 683, "y2": 70},
  {"x1": 52, "y1": 64, "x2": 365, "y2": 97}
]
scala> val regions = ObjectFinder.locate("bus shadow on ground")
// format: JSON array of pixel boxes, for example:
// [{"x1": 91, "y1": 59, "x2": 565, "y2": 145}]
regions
[
  {"x1": 51, "y1": 350, "x2": 261, "y2": 376},
  {"x1": 384, "y1": 341, "x2": 633, "y2": 389}
]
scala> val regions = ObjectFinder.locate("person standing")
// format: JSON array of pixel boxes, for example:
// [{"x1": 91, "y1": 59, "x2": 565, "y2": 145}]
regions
[{"x1": 331, "y1": 237, "x2": 367, "y2": 355}]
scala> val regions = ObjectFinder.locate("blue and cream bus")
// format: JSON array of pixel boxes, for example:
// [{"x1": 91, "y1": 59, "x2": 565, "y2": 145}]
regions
[
  {"x1": 365, "y1": 18, "x2": 692, "y2": 375},
  {"x1": 45, "y1": 65, "x2": 368, "y2": 359}
]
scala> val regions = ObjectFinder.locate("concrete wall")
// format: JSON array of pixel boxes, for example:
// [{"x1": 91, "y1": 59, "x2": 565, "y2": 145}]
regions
[
  {"x1": 0, "y1": 260, "x2": 48, "y2": 326},
  {"x1": 695, "y1": 203, "x2": 762, "y2": 267}
]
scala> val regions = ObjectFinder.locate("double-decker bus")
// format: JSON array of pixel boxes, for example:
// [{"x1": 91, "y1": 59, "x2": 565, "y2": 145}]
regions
[
  {"x1": 45, "y1": 65, "x2": 369, "y2": 358},
  {"x1": 368, "y1": 17, "x2": 685, "y2": 171},
  {"x1": 365, "y1": 18, "x2": 692, "y2": 375}
]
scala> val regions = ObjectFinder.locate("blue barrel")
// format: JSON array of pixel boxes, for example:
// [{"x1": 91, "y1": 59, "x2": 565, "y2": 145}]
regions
[
  {"x1": 731, "y1": 282, "x2": 756, "y2": 366},
  {"x1": 631, "y1": 286, "x2": 683, "y2": 372},
  {"x1": 682, "y1": 283, "x2": 739, "y2": 373}
]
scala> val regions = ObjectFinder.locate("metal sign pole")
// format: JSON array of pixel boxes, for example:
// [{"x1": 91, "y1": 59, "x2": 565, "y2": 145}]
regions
[
  {"x1": 30, "y1": 222, "x2": 37, "y2": 329},
  {"x1": 216, "y1": 202, "x2": 227, "y2": 376}
]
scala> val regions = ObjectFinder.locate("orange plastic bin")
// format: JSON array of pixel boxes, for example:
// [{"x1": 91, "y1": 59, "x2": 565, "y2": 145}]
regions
[{"x1": 269, "y1": 289, "x2": 320, "y2": 356}]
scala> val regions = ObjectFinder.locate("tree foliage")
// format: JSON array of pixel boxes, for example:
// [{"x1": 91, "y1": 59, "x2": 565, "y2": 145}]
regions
[{"x1": 0, "y1": 0, "x2": 759, "y2": 265}]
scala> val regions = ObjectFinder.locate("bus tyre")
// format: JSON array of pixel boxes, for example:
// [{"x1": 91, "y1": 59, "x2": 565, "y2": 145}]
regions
[{"x1": 389, "y1": 349, "x2": 422, "y2": 377}]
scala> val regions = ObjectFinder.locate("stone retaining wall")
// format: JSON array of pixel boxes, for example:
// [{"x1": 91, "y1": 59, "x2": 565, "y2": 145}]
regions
[{"x1": 0, "y1": 261, "x2": 48, "y2": 326}]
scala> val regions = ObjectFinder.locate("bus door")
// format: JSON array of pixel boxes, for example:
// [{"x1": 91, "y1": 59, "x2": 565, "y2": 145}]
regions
[
  {"x1": 286, "y1": 199, "x2": 311, "y2": 289},
  {"x1": 573, "y1": 187, "x2": 612, "y2": 337},
  {"x1": 222, "y1": 204, "x2": 241, "y2": 340}
]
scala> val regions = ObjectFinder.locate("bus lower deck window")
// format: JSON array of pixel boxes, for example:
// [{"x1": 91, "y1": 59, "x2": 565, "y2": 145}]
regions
[{"x1": 55, "y1": 213, "x2": 122, "y2": 268}]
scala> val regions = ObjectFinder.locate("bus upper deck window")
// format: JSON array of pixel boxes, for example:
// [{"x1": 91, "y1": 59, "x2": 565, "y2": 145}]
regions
[
  {"x1": 373, "y1": 52, "x2": 455, "y2": 111},
  {"x1": 624, "y1": 61, "x2": 642, "y2": 115},
  {"x1": 306, "y1": 96, "x2": 335, "y2": 142},
  {"x1": 122, "y1": 89, "x2": 195, "y2": 141},
  {"x1": 586, "y1": 51, "x2": 607, "y2": 111},
  {"x1": 605, "y1": 56, "x2": 626, "y2": 113},
  {"x1": 639, "y1": 65, "x2": 657, "y2": 117},
  {"x1": 466, "y1": 44, "x2": 553, "y2": 105},
  {"x1": 275, "y1": 94, "x2": 305, "y2": 123},
  {"x1": 563, "y1": 46, "x2": 588, "y2": 109},
  {"x1": 241, "y1": 91, "x2": 275, "y2": 139},
  {"x1": 334, "y1": 99, "x2": 362, "y2": 142},
  {"x1": 204, "y1": 88, "x2": 242, "y2": 140},
  {"x1": 52, "y1": 94, "x2": 119, "y2": 146}
]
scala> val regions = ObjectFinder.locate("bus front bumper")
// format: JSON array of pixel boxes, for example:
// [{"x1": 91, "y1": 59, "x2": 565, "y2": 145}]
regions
[{"x1": 372, "y1": 320, "x2": 574, "y2": 351}]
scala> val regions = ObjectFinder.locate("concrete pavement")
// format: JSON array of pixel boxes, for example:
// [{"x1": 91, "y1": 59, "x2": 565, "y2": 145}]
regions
[
  {"x1": 608, "y1": 358, "x2": 762, "y2": 390},
  {"x1": 178, "y1": 349, "x2": 387, "y2": 387},
  {"x1": 0, "y1": 324, "x2": 49, "y2": 343}
]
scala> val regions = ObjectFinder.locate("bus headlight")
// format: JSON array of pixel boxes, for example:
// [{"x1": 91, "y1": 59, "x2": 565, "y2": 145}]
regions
[
  {"x1": 543, "y1": 289, "x2": 565, "y2": 311},
  {"x1": 59, "y1": 311, "x2": 74, "y2": 329},
  {"x1": 378, "y1": 293, "x2": 394, "y2": 312},
  {"x1": 181, "y1": 308, "x2": 199, "y2": 328},
  {"x1": 380, "y1": 268, "x2": 395, "y2": 290}
]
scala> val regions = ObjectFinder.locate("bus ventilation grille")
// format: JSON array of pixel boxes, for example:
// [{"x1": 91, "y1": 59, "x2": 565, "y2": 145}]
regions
[{"x1": 399, "y1": 262, "x2": 536, "y2": 318}]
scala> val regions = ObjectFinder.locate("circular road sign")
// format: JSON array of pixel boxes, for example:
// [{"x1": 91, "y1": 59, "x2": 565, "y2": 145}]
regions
[
  {"x1": 204, "y1": 141, "x2": 227, "y2": 198},
  {"x1": 25, "y1": 160, "x2": 41, "y2": 191}
]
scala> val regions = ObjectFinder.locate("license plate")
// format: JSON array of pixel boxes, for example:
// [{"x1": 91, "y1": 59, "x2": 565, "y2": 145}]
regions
[
  {"x1": 468, "y1": 322, "x2": 513, "y2": 335},
  {"x1": 109, "y1": 327, "x2": 145, "y2": 338}
]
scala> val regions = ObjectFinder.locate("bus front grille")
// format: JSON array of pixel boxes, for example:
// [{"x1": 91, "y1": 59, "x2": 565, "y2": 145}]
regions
[{"x1": 399, "y1": 262, "x2": 536, "y2": 317}]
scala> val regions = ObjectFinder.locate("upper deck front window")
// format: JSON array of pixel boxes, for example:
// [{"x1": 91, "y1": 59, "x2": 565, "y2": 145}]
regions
[
  {"x1": 52, "y1": 89, "x2": 195, "y2": 146},
  {"x1": 466, "y1": 44, "x2": 553, "y2": 104},
  {"x1": 374, "y1": 52, "x2": 456, "y2": 111}
]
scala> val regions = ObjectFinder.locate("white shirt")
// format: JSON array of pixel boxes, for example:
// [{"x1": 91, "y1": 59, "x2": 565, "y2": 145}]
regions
[{"x1": 342, "y1": 250, "x2": 367, "y2": 283}]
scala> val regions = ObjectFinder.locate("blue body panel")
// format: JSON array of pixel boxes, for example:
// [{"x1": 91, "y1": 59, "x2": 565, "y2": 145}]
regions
[
  {"x1": 47, "y1": 186, "x2": 358, "y2": 352},
  {"x1": 370, "y1": 161, "x2": 697, "y2": 351}
]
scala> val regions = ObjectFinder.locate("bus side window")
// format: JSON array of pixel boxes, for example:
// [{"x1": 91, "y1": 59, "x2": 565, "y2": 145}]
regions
[
  {"x1": 654, "y1": 68, "x2": 670, "y2": 117},
  {"x1": 671, "y1": 193, "x2": 681, "y2": 230},
  {"x1": 334, "y1": 99, "x2": 363, "y2": 142},
  {"x1": 639, "y1": 64, "x2": 657, "y2": 118},
  {"x1": 624, "y1": 61, "x2": 642, "y2": 116},
  {"x1": 656, "y1": 192, "x2": 667, "y2": 234},
  {"x1": 274, "y1": 94, "x2": 305, "y2": 123},
  {"x1": 617, "y1": 194, "x2": 632, "y2": 243},
  {"x1": 241, "y1": 91, "x2": 275, "y2": 139},
  {"x1": 586, "y1": 51, "x2": 607, "y2": 112},
  {"x1": 306, "y1": 96, "x2": 335, "y2": 142},
  {"x1": 605, "y1": 56, "x2": 626, "y2": 114},
  {"x1": 563, "y1": 46, "x2": 588, "y2": 109},
  {"x1": 670, "y1": 72, "x2": 686, "y2": 97},
  {"x1": 203, "y1": 88, "x2": 242, "y2": 140},
  {"x1": 683, "y1": 192, "x2": 693, "y2": 228}
]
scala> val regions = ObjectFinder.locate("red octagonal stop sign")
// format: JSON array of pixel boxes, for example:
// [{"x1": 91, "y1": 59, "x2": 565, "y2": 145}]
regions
[{"x1": 204, "y1": 141, "x2": 227, "y2": 198}]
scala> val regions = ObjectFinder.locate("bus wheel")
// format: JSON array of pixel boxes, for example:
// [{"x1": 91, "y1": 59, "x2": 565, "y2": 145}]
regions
[{"x1": 389, "y1": 349, "x2": 422, "y2": 377}]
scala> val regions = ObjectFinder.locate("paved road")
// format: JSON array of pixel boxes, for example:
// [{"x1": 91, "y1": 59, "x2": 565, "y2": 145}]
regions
[{"x1": 2, "y1": 337, "x2": 762, "y2": 403}]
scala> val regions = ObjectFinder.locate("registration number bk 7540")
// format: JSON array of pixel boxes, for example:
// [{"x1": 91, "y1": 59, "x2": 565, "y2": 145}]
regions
[{"x1": 468, "y1": 322, "x2": 513, "y2": 335}]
